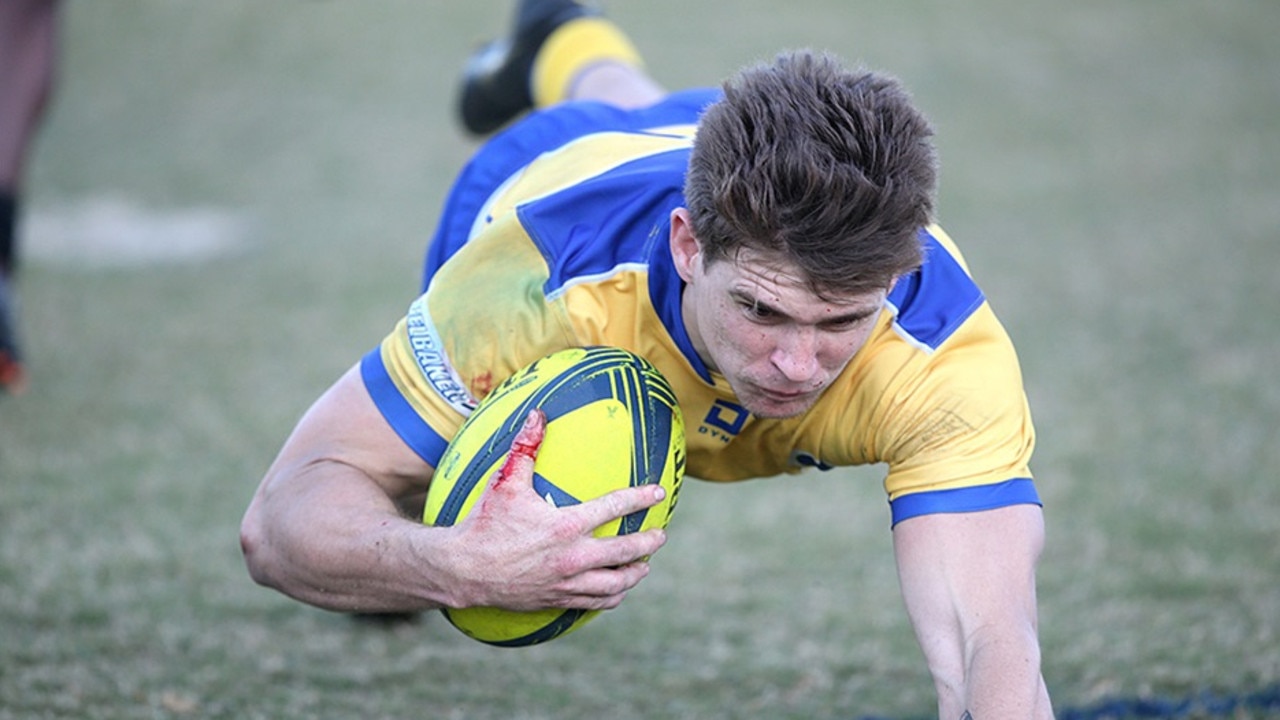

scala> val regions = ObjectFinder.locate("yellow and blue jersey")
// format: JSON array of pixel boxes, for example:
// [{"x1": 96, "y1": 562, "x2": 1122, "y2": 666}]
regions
[{"x1": 362, "y1": 90, "x2": 1039, "y2": 526}]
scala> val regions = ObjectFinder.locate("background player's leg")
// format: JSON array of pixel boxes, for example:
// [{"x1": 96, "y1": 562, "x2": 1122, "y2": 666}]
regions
[
  {"x1": 556, "y1": 51, "x2": 665, "y2": 109},
  {"x1": 0, "y1": 0, "x2": 61, "y2": 394},
  {"x1": 459, "y1": 0, "x2": 663, "y2": 136}
]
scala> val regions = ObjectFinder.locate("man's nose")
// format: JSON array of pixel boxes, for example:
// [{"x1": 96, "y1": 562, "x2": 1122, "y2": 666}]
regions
[{"x1": 770, "y1": 326, "x2": 821, "y2": 383}]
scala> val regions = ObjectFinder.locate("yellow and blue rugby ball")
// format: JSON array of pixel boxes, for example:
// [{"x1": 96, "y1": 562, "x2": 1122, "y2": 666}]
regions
[{"x1": 424, "y1": 346, "x2": 686, "y2": 647}]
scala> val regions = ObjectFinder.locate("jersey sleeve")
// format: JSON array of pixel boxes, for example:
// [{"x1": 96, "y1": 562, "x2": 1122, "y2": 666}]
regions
[
  {"x1": 875, "y1": 301, "x2": 1040, "y2": 526},
  {"x1": 360, "y1": 214, "x2": 575, "y2": 467},
  {"x1": 857, "y1": 227, "x2": 1041, "y2": 526}
]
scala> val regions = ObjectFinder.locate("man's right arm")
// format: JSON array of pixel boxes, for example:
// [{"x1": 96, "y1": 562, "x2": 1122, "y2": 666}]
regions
[{"x1": 239, "y1": 364, "x2": 668, "y2": 614}]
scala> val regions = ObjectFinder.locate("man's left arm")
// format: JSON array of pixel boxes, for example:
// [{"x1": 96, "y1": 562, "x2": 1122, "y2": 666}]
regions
[{"x1": 892, "y1": 504, "x2": 1054, "y2": 720}]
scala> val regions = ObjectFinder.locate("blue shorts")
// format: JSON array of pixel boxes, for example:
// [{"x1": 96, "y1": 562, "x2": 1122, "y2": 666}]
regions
[{"x1": 421, "y1": 88, "x2": 722, "y2": 291}]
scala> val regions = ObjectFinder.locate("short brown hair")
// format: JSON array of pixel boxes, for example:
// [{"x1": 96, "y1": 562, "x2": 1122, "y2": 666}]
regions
[{"x1": 684, "y1": 51, "x2": 937, "y2": 297}]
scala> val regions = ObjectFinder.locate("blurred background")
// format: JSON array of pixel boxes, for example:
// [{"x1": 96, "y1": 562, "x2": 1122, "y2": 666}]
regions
[{"x1": 1, "y1": 1, "x2": 1277, "y2": 718}]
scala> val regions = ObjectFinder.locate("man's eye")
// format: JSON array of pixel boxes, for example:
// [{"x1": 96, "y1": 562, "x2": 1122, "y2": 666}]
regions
[
  {"x1": 742, "y1": 302, "x2": 775, "y2": 320},
  {"x1": 820, "y1": 316, "x2": 861, "y2": 330}
]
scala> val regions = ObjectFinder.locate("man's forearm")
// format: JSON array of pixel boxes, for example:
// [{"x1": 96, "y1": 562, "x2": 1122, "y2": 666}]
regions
[{"x1": 240, "y1": 465, "x2": 456, "y2": 613}]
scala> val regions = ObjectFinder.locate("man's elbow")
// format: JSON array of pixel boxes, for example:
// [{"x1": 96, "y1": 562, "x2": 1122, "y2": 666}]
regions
[{"x1": 238, "y1": 506, "x2": 278, "y2": 589}]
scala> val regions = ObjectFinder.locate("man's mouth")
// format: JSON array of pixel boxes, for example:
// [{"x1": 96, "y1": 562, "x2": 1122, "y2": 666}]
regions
[{"x1": 754, "y1": 384, "x2": 817, "y2": 402}]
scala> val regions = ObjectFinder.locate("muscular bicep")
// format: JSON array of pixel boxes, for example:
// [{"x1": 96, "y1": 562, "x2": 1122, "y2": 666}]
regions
[
  {"x1": 894, "y1": 504, "x2": 1043, "y2": 636},
  {"x1": 262, "y1": 363, "x2": 437, "y2": 503},
  {"x1": 240, "y1": 364, "x2": 441, "y2": 601}
]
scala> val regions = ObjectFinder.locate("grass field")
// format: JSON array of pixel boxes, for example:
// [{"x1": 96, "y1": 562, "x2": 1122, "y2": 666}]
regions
[{"x1": 2, "y1": 1, "x2": 1278, "y2": 718}]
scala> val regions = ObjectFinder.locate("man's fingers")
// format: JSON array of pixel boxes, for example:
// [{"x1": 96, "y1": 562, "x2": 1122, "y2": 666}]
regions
[
  {"x1": 546, "y1": 523, "x2": 667, "y2": 574},
  {"x1": 548, "y1": 562, "x2": 654, "y2": 610},
  {"x1": 570, "y1": 483, "x2": 667, "y2": 531}
]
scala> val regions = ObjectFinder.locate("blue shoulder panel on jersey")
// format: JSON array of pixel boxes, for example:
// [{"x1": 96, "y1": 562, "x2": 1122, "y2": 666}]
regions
[
  {"x1": 516, "y1": 147, "x2": 713, "y2": 380},
  {"x1": 886, "y1": 229, "x2": 986, "y2": 352},
  {"x1": 517, "y1": 148, "x2": 689, "y2": 295},
  {"x1": 889, "y1": 478, "x2": 1041, "y2": 527},
  {"x1": 360, "y1": 347, "x2": 450, "y2": 467}
]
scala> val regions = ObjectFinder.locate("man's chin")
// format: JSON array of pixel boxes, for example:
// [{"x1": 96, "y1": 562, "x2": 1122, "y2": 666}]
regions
[{"x1": 740, "y1": 392, "x2": 819, "y2": 420}]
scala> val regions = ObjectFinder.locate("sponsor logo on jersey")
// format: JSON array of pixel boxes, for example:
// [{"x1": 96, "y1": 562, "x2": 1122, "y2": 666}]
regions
[
  {"x1": 698, "y1": 399, "x2": 748, "y2": 444},
  {"x1": 406, "y1": 296, "x2": 478, "y2": 416}
]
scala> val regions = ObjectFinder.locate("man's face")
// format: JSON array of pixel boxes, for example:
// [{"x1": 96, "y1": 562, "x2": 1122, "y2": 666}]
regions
[{"x1": 670, "y1": 210, "x2": 890, "y2": 419}]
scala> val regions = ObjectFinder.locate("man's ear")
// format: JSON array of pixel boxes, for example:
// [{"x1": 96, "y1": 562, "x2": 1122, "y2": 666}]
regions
[{"x1": 669, "y1": 208, "x2": 701, "y2": 282}]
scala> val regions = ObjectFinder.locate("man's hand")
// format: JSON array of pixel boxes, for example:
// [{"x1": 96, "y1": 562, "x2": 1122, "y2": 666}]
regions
[{"x1": 438, "y1": 409, "x2": 669, "y2": 612}]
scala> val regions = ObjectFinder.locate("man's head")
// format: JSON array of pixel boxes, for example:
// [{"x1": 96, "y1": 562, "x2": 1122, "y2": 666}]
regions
[
  {"x1": 674, "y1": 51, "x2": 938, "y2": 418},
  {"x1": 683, "y1": 50, "x2": 937, "y2": 299}
]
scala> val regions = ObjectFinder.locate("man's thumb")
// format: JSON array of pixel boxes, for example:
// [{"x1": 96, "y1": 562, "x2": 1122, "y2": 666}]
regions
[{"x1": 492, "y1": 409, "x2": 546, "y2": 490}]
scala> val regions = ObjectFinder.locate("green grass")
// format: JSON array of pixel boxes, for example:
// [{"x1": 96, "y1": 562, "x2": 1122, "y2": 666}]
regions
[{"x1": 3, "y1": 1, "x2": 1278, "y2": 718}]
